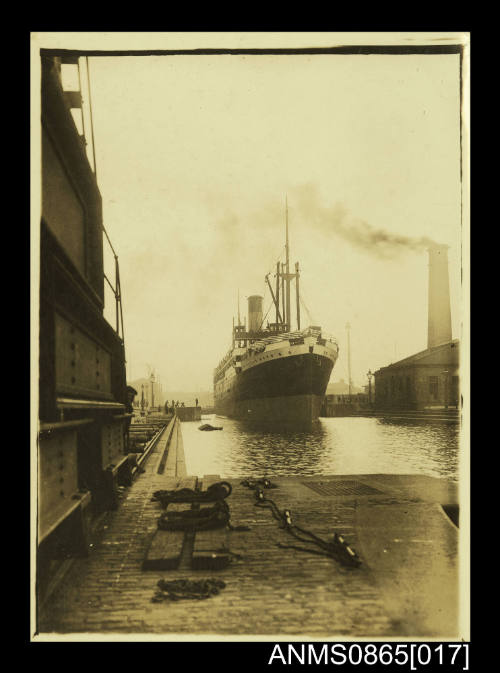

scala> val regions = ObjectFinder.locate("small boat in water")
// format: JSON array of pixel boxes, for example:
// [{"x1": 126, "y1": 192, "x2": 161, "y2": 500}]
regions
[{"x1": 198, "y1": 423, "x2": 223, "y2": 431}]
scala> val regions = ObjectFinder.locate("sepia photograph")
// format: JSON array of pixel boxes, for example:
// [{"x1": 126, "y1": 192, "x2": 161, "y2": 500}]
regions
[{"x1": 31, "y1": 31, "x2": 470, "y2": 646}]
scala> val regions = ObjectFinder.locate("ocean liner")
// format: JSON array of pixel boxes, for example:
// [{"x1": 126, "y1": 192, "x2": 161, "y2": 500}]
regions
[{"x1": 213, "y1": 208, "x2": 339, "y2": 426}]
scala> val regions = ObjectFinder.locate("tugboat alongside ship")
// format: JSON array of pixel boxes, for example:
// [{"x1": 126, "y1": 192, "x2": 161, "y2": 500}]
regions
[{"x1": 213, "y1": 207, "x2": 339, "y2": 426}]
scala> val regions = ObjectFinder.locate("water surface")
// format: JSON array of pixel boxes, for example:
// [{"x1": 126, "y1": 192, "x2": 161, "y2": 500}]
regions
[{"x1": 181, "y1": 415, "x2": 460, "y2": 482}]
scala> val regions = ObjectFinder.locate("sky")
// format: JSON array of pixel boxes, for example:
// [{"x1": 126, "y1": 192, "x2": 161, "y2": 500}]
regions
[{"x1": 57, "y1": 45, "x2": 463, "y2": 391}]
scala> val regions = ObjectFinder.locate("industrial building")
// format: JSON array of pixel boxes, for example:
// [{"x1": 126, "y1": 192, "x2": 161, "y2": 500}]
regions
[{"x1": 374, "y1": 245, "x2": 460, "y2": 410}]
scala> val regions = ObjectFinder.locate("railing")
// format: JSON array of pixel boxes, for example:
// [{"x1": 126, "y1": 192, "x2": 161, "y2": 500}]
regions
[
  {"x1": 214, "y1": 326, "x2": 339, "y2": 379},
  {"x1": 59, "y1": 59, "x2": 123, "y2": 342},
  {"x1": 103, "y1": 225, "x2": 125, "y2": 343},
  {"x1": 251, "y1": 326, "x2": 338, "y2": 350}
]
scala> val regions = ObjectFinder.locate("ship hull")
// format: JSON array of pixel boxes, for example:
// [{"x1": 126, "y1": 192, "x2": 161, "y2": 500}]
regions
[
  {"x1": 215, "y1": 352, "x2": 334, "y2": 427},
  {"x1": 226, "y1": 393, "x2": 325, "y2": 426}
]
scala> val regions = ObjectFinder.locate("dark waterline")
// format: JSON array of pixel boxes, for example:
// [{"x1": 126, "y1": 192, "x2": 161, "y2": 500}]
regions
[{"x1": 181, "y1": 414, "x2": 460, "y2": 482}]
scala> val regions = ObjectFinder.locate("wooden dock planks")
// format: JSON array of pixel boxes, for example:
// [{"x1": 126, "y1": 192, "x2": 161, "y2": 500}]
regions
[
  {"x1": 192, "y1": 527, "x2": 231, "y2": 570},
  {"x1": 192, "y1": 475, "x2": 232, "y2": 570},
  {"x1": 143, "y1": 474, "x2": 235, "y2": 571},
  {"x1": 142, "y1": 476, "x2": 197, "y2": 570}
]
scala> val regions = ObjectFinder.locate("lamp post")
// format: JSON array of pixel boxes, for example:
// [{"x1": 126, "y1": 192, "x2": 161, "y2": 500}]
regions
[
  {"x1": 150, "y1": 371, "x2": 155, "y2": 411},
  {"x1": 442, "y1": 370, "x2": 449, "y2": 410},
  {"x1": 346, "y1": 322, "x2": 352, "y2": 396},
  {"x1": 367, "y1": 369, "x2": 373, "y2": 407}
]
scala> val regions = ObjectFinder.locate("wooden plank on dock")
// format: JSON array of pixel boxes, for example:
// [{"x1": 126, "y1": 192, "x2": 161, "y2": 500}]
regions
[
  {"x1": 200, "y1": 475, "x2": 222, "y2": 485},
  {"x1": 175, "y1": 476, "x2": 197, "y2": 491},
  {"x1": 192, "y1": 474, "x2": 231, "y2": 570},
  {"x1": 142, "y1": 476, "x2": 197, "y2": 570},
  {"x1": 192, "y1": 526, "x2": 231, "y2": 570},
  {"x1": 142, "y1": 509, "x2": 186, "y2": 570},
  {"x1": 199, "y1": 475, "x2": 222, "y2": 490}
]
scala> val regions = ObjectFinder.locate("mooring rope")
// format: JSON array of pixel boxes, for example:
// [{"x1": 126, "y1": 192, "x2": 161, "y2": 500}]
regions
[
  {"x1": 152, "y1": 578, "x2": 226, "y2": 602},
  {"x1": 240, "y1": 477, "x2": 278, "y2": 490},
  {"x1": 153, "y1": 481, "x2": 250, "y2": 532},
  {"x1": 252, "y1": 486, "x2": 361, "y2": 569},
  {"x1": 152, "y1": 481, "x2": 232, "y2": 508}
]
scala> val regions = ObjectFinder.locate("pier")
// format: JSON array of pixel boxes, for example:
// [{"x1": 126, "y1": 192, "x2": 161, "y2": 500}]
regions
[{"x1": 38, "y1": 419, "x2": 459, "y2": 638}]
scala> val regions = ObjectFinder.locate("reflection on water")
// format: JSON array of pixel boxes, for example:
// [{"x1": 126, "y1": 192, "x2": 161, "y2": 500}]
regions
[{"x1": 181, "y1": 415, "x2": 460, "y2": 482}]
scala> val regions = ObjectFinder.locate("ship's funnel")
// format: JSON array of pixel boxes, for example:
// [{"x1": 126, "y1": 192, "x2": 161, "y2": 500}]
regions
[
  {"x1": 427, "y1": 244, "x2": 452, "y2": 348},
  {"x1": 248, "y1": 295, "x2": 263, "y2": 333}
]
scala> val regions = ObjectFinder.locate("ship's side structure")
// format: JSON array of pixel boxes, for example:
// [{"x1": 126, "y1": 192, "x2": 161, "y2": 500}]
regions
[
  {"x1": 213, "y1": 212, "x2": 339, "y2": 426},
  {"x1": 38, "y1": 54, "x2": 130, "y2": 599},
  {"x1": 214, "y1": 324, "x2": 338, "y2": 425}
]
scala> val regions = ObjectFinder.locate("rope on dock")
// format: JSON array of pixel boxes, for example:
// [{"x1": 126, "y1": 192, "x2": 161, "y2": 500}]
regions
[
  {"x1": 152, "y1": 578, "x2": 226, "y2": 602},
  {"x1": 153, "y1": 481, "x2": 251, "y2": 533},
  {"x1": 152, "y1": 481, "x2": 232, "y2": 507},
  {"x1": 157, "y1": 500, "x2": 230, "y2": 532},
  {"x1": 241, "y1": 477, "x2": 278, "y2": 490},
  {"x1": 252, "y1": 486, "x2": 362, "y2": 569}
]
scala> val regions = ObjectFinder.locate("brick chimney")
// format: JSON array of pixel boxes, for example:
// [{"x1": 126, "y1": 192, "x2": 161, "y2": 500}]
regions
[{"x1": 427, "y1": 244, "x2": 452, "y2": 348}]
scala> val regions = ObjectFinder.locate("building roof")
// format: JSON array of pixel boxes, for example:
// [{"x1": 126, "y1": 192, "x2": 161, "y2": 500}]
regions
[
  {"x1": 326, "y1": 379, "x2": 364, "y2": 395},
  {"x1": 374, "y1": 339, "x2": 459, "y2": 375}
]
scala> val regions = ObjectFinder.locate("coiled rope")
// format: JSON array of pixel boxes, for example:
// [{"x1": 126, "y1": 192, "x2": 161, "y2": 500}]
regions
[
  {"x1": 158, "y1": 500, "x2": 230, "y2": 532},
  {"x1": 152, "y1": 481, "x2": 250, "y2": 532},
  {"x1": 152, "y1": 481, "x2": 232, "y2": 508},
  {"x1": 152, "y1": 578, "x2": 226, "y2": 602}
]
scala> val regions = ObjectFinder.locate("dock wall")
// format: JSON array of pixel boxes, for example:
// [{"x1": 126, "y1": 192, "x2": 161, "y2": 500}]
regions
[{"x1": 174, "y1": 406, "x2": 201, "y2": 422}]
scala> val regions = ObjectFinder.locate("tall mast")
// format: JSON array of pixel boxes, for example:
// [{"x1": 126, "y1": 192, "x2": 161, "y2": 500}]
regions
[
  {"x1": 346, "y1": 322, "x2": 352, "y2": 395},
  {"x1": 285, "y1": 196, "x2": 291, "y2": 331},
  {"x1": 266, "y1": 274, "x2": 282, "y2": 324},
  {"x1": 295, "y1": 261, "x2": 300, "y2": 330},
  {"x1": 275, "y1": 261, "x2": 280, "y2": 325},
  {"x1": 281, "y1": 262, "x2": 286, "y2": 328},
  {"x1": 237, "y1": 289, "x2": 241, "y2": 326}
]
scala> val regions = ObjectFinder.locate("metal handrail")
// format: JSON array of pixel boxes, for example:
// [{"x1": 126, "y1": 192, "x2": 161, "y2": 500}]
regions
[
  {"x1": 103, "y1": 225, "x2": 125, "y2": 343},
  {"x1": 214, "y1": 325, "x2": 338, "y2": 375},
  {"x1": 250, "y1": 326, "x2": 339, "y2": 349}
]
